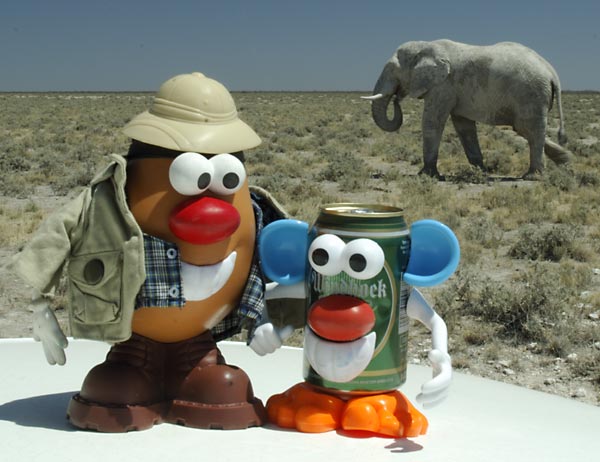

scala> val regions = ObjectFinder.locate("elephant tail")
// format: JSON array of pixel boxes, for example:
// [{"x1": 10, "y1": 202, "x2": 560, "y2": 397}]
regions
[
  {"x1": 551, "y1": 78, "x2": 568, "y2": 146},
  {"x1": 544, "y1": 138, "x2": 572, "y2": 165}
]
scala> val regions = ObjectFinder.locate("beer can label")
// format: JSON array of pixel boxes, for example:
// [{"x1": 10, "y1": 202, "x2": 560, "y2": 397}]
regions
[{"x1": 304, "y1": 204, "x2": 411, "y2": 393}]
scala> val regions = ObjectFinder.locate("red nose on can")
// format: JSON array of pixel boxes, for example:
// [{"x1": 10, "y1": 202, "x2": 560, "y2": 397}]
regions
[
  {"x1": 308, "y1": 295, "x2": 375, "y2": 342},
  {"x1": 169, "y1": 196, "x2": 240, "y2": 245}
]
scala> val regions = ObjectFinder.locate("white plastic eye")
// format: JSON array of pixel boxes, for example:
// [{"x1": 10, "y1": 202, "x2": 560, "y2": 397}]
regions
[
  {"x1": 169, "y1": 152, "x2": 214, "y2": 196},
  {"x1": 308, "y1": 234, "x2": 345, "y2": 276},
  {"x1": 342, "y1": 239, "x2": 385, "y2": 280},
  {"x1": 209, "y1": 154, "x2": 247, "y2": 195}
]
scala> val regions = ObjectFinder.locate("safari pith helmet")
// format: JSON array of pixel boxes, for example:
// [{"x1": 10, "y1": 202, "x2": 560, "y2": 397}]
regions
[{"x1": 123, "y1": 72, "x2": 261, "y2": 154}]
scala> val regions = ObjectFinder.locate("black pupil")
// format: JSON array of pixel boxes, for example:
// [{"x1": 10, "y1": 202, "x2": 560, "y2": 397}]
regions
[
  {"x1": 223, "y1": 172, "x2": 240, "y2": 190},
  {"x1": 349, "y1": 253, "x2": 367, "y2": 273},
  {"x1": 198, "y1": 172, "x2": 211, "y2": 190},
  {"x1": 312, "y1": 248, "x2": 329, "y2": 267}
]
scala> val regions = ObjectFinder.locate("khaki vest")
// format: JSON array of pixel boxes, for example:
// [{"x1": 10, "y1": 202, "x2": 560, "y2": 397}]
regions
[{"x1": 9, "y1": 155, "x2": 145, "y2": 342}]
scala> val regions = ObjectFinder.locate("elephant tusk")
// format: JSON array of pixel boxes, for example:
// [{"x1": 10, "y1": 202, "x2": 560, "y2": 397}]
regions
[{"x1": 360, "y1": 93, "x2": 384, "y2": 101}]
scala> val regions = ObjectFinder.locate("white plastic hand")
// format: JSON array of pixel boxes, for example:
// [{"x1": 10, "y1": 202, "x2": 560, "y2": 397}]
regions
[
  {"x1": 416, "y1": 349, "x2": 452, "y2": 408},
  {"x1": 31, "y1": 299, "x2": 68, "y2": 365},
  {"x1": 249, "y1": 323, "x2": 294, "y2": 356}
]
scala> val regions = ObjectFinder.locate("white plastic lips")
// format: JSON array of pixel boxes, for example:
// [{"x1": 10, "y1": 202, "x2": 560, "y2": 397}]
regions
[
  {"x1": 304, "y1": 328, "x2": 376, "y2": 383},
  {"x1": 180, "y1": 251, "x2": 237, "y2": 301}
]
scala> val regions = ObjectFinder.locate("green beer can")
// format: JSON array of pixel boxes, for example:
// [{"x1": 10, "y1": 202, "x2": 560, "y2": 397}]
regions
[{"x1": 304, "y1": 203, "x2": 411, "y2": 394}]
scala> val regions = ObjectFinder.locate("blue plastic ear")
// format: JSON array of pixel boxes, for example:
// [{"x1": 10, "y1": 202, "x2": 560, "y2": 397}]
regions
[
  {"x1": 258, "y1": 219, "x2": 309, "y2": 285},
  {"x1": 404, "y1": 219, "x2": 460, "y2": 287}
]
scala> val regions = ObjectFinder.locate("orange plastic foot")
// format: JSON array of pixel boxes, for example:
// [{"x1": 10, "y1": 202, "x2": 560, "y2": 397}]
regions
[
  {"x1": 267, "y1": 384, "x2": 428, "y2": 438},
  {"x1": 342, "y1": 391, "x2": 428, "y2": 438},
  {"x1": 267, "y1": 382, "x2": 344, "y2": 433}
]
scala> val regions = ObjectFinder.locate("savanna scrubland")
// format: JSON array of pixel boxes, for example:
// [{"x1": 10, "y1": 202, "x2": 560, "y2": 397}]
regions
[{"x1": 1, "y1": 91, "x2": 599, "y2": 404}]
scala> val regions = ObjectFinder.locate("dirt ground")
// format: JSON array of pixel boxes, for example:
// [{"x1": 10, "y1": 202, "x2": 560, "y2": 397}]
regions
[{"x1": 1, "y1": 188, "x2": 598, "y2": 407}]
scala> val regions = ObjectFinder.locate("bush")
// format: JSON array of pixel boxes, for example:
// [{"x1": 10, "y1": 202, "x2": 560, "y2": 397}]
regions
[
  {"x1": 437, "y1": 266, "x2": 572, "y2": 344},
  {"x1": 462, "y1": 215, "x2": 504, "y2": 249},
  {"x1": 449, "y1": 165, "x2": 489, "y2": 185},
  {"x1": 577, "y1": 170, "x2": 600, "y2": 187},
  {"x1": 544, "y1": 166, "x2": 577, "y2": 192},
  {"x1": 509, "y1": 225, "x2": 582, "y2": 262},
  {"x1": 317, "y1": 151, "x2": 368, "y2": 187}
]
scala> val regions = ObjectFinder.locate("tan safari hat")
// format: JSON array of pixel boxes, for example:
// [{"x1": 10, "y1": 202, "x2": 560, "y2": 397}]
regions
[{"x1": 123, "y1": 72, "x2": 261, "y2": 154}]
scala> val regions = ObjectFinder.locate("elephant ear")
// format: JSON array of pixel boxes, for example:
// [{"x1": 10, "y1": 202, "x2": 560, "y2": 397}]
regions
[
  {"x1": 408, "y1": 55, "x2": 450, "y2": 99},
  {"x1": 258, "y1": 219, "x2": 309, "y2": 285}
]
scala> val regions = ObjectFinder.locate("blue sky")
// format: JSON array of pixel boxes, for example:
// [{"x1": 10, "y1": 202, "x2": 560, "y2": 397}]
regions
[{"x1": 2, "y1": 0, "x2": 599, "y2": 91}]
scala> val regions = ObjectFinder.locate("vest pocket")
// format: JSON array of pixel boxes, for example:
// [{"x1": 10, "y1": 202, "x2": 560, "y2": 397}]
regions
[{"x1": 68, "y1": 250, "x2": 123, "y2": 324}]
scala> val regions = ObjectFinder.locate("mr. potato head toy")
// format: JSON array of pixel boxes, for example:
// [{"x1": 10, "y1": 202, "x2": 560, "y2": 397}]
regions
[
  {"x1": 9, "y1": 72, "x2": 293, "y2": 432},
  {"x1": 257, "y1": 213, "x2": 459, "y2": 438}
]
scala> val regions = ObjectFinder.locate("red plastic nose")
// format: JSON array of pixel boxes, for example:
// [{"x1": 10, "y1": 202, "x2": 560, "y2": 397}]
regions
[
  {"x1": 308, "y1": 295, "x2": 375, "y2": 342},
  {"x1": 169, "y1": 196, "x2": 241, "y2": 245}
]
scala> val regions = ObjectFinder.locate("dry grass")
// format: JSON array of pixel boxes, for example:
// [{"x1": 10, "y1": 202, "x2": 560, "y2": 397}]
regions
[{"x1": 1, "y1": 91, "x2": 599, "y2": 404}]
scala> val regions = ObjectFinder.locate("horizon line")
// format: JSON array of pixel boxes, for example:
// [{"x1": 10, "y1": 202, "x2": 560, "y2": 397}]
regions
[{"x1": 1, "y1": 89, "x2": 599, "y2": 94}]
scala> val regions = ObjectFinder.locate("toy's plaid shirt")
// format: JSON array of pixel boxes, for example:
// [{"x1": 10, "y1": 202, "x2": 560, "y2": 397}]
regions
[{"x1": 135, "y1": 197, "x2": 273, "y2": 341}]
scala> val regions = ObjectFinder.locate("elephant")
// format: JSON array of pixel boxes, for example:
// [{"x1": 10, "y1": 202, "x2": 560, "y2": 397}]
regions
[{"x1": 364, "y1": 39, "x2": 572, "y2": 179}]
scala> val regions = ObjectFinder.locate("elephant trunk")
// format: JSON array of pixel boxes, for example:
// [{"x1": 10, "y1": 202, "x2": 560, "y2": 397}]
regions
[
  {"x1": 370, "y1": 63, "x2": 403, "y2": 132},
  {"x1": 371, "y1": 94, "x2": 403, "y2": 132}
]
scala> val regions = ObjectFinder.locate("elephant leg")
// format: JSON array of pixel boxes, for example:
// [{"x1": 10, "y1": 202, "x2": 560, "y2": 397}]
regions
[
  {"x1": 516, "y1": 119, "x2": 547, "y2": 178},
  {"x1": 420, "y1": 99, "x2": 451, "y2": 180},
  {"x1": 525, "y1": 135, "x2": 546, "y2": 178},
  {"x1": 450, "y1": 114, "x2": 485, "y2": 170}
]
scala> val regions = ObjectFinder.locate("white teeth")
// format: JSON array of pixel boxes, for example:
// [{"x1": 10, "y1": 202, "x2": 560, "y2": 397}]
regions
[
  {"x1": 304, "y1": 329, "x2": 376, "y2": 383},
  {"x1": 180, "y1": 252, "x2": 237, "y2": 301}
]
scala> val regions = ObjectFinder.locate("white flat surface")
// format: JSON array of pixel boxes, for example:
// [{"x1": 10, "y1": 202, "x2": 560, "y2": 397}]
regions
[{"x1": 1, "y1": 338, "x2": 599, "y2": 462}]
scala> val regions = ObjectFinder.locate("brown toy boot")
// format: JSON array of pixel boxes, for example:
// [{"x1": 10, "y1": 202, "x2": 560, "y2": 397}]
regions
[
  {"x1": 165, "y1": 332, "x2": 267, "y2": 429},
  {"x1": 67, "y1": 334, "x2": 167, "y2": 432}
]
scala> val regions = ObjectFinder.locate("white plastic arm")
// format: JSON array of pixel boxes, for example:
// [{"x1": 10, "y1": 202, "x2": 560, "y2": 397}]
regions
[
  {"x1": 407, "y1": 287, "x2": 452, "y2": 408},
  {"x1": 30, "y1": 290, "x2": 68, "y2": 365}
]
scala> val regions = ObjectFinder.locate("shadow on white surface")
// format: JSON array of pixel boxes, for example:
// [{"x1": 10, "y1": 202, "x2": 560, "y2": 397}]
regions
[
  {"x1": 384, "y1": 439, "x2": 424, "y2": 453},
  {"x1": 0, "y1": 392, "x2": 77, "y2": 431}
]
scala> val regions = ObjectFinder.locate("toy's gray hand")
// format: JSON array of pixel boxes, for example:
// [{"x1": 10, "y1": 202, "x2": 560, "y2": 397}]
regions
[{"x1": 31, "y1": 299, "x2": 68, "y2": 365}]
